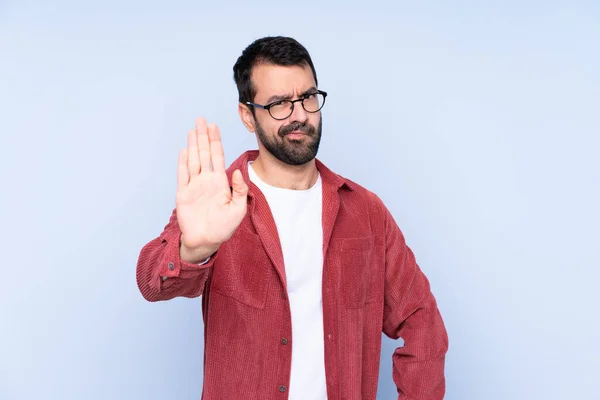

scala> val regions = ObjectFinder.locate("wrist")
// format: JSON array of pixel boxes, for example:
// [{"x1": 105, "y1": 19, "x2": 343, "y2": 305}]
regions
[{"x1": 180, "y1": 235, "x2": 219, "y2": 264}]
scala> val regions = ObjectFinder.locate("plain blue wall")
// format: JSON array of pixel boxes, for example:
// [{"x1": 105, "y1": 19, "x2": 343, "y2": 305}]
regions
[{"x1": 1, "y1": 1, "x2": 598, "y2": 399}]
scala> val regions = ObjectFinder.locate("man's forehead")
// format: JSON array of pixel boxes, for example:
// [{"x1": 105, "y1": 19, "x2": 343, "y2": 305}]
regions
[{"x1": 251, "y1": 63, "x2": 316, "y2": 99}]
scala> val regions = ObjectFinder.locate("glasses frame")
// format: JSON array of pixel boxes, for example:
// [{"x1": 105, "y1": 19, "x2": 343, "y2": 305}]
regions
[{"x1": 246, "y1": 90, "x2": 328, "y2": 120}]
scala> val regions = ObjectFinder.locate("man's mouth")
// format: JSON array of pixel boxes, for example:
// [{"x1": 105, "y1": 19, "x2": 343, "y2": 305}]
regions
[{"x1": 285, "y1": 130, "x2": 308, "y2": 140}]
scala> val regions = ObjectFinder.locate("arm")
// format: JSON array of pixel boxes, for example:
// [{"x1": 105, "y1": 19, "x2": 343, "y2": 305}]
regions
[
  {"x1": 381, "y1": 206, "x2": 449, "y2": 400},
  {"x1": 136, "y1": 208, "x2": 217, "y2": 302}
]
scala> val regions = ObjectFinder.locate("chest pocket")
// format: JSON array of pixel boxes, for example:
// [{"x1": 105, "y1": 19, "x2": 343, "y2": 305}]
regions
[
  {"x1": 210, "y1": 228, "x2": 271, "y2": 309},
  {"x1": 338, "y1": 235, "x2": 378, "y2": 309}
]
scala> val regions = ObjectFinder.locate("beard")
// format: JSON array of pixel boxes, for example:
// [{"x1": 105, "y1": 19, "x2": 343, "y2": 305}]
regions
[{"x1": 255, "y1": 117, "x2": 322, "y2": 166}]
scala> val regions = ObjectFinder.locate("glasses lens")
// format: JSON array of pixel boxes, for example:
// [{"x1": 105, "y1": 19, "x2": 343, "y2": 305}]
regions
[
  {"x1": 269, "y1": 101, "x2": 293, "y2": 120},
  {"x1": 302, "y1": 93, "x2": 325, "y2": 112}
]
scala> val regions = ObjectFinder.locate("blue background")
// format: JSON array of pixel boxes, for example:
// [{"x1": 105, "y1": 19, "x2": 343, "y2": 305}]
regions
[{"x1": 1, "y1": 1, "x2": 598, "y2": 399}]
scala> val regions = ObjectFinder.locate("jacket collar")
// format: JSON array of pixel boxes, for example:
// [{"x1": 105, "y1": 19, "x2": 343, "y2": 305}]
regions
[{"x1": 226, "y1": 150, "x2": 354, "y2": 195}]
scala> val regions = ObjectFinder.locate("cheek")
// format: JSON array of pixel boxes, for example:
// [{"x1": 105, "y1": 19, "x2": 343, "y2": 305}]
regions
[
  {"x1": 309, "y1": 113, "x2": 321, "y2": 128},
  {"x1": 258, "y1": 116, "x2": 283, "y2": 135},
  {"x1": 270, "y1": 120, "x2": 287, "y2": 134}
]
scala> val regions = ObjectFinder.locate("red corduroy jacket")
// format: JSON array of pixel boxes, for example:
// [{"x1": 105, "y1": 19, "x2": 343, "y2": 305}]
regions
[{"x1": 136, "y1": 150, "x2": 448, "y2": 400}]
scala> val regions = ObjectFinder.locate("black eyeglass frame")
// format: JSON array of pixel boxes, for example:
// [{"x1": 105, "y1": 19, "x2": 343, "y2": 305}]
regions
[{"x1": 245, "y1": 90, "x2": 328, "y2": 120}]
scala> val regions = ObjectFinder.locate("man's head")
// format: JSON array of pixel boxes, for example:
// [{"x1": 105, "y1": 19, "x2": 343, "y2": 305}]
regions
[{"x1": 233, "y1": 36, "x2": 324, "y2": 166}]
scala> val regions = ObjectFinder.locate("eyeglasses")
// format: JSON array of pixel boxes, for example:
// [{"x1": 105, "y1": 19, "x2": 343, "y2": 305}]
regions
[{"x1": 246, "y1": 90, "x2": 327, "y2": 120}]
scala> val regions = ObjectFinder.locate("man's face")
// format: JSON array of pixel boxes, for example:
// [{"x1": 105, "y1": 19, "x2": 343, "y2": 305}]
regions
[{"x1": 249, "y1": 63, "x2": 322, "y2": 166}]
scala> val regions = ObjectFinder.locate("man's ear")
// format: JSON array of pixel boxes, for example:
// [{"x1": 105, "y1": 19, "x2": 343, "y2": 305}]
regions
[{"x1": 238, "y1": 103, "x2": 257, "y2": 132}]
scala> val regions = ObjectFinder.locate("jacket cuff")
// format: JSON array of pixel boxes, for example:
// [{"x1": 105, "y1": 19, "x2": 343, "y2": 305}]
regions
[{"x1": 159, "y1": 231, "x2": 216, "y2": 280}]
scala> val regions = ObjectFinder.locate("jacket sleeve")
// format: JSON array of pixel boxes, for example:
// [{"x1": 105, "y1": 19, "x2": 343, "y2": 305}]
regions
[
  {"x1": 136, "y1": 208, "x2": 217, "y2": 302},
  {"x1": 381, "y1": 205, "x2": 449, "y2": 400}
]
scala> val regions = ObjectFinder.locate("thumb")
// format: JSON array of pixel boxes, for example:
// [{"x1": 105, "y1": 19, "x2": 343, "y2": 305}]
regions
[{"x1": 231, "y1": 169, "x2": 248, "y2": 205}]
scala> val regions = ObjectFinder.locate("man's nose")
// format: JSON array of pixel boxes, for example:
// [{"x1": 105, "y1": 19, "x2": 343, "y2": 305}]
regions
[{"x1": 288, "y1": 101, "x2": 309, "y2": 124}]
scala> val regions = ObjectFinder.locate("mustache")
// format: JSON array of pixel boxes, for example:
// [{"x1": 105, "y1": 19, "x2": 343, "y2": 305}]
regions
[{"x1": 278, "y1": 122, "x2": 316, "y2": 137}]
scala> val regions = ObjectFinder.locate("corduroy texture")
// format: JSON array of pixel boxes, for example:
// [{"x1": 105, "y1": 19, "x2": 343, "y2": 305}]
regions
[{"x1": 136, "y1": 150, "x2": 448, "y2": 400}]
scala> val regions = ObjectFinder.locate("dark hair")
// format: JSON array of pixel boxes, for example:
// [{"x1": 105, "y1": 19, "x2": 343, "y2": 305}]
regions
[{"x1": 233, "y1": 36, "x2": 318, "y2": 105}]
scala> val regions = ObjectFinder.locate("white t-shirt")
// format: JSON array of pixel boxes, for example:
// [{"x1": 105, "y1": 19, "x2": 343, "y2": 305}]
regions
[{"x1": 248, "y1": 163, "x2": 327, "y2": 400}]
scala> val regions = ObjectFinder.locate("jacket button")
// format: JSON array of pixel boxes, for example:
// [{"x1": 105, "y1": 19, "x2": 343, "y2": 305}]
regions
[
  {"x1": 281, "y1": 338, "x2": 288, "y2": 345},
  {"x1": 167, "y1": 262, "x2": 175, "y2": 271},
  {"x1": 279, "y1": 385, "x2": 286, "y2": 393}
]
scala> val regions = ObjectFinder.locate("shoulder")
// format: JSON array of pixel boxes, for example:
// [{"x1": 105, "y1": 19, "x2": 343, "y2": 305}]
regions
[{"x1": 335, "y1": 174, "x2": 389, "y2": 218}]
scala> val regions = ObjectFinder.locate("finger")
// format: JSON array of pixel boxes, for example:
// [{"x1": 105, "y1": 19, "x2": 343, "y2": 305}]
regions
[
  {"x1": 177, "y1": 148, "x2": 189, "y2": 190},
  {"x1": 208, "y1": 123, "x2": 226, "y2": 172},
  {"x1": 187, "y1": 128, "x2": 200, "y2": 176},
  {"x1": 230, "y1": 169, "x2": 248, "y2": 205},
  {"x1": 196, "y1": 117, "x2": 211, "y2": 172}
]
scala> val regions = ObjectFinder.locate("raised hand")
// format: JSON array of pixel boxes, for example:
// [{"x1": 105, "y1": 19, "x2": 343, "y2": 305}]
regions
[{"x1": 176, "y1": 117, "x2": 248, "y2": 263}]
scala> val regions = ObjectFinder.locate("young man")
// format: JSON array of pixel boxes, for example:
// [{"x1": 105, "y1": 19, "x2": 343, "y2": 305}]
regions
[{"x1": 136, "y1": 36, "x2": 448, "y2": 400}]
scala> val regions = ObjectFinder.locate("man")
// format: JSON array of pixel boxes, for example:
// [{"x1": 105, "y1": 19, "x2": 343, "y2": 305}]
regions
[{"x1": 136, "y1": 36, "x2": 448, "y2": 400}]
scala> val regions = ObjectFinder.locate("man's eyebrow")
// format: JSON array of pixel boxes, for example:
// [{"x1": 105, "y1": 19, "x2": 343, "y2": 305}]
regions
[
  {"x1": 266, "y1": 93, "x2": 292, "y2": 104},
  {"x1": 265, "y1": 87, "x2": 318, "y2": 104},
  {"x1": 300, "y1": 87, "x2": 318, "y2": 97}
]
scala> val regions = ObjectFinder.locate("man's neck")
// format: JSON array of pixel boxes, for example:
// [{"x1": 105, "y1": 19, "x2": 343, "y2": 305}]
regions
[{"x1": 251, "y1": 151, "x2": 319, "y2": 191}]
